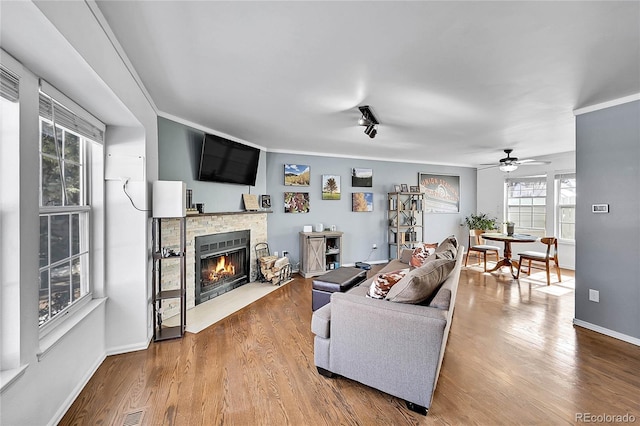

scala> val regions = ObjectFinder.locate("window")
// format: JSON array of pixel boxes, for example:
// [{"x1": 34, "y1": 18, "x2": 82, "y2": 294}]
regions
[
  {"x1": 1, "y1": 64, "x2": 21, "y2": 373},
  {"x1": 505, "y1": 176, "x2": 547, "y2": 237},
  {"x1": 38, "y1": 85, "x2": 104, "y2": 329},
  {"x1": 556, "y1": 173, "x2": 576, "y2": 241}
]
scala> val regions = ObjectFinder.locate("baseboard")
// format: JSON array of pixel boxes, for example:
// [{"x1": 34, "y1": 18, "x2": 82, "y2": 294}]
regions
[
  {"x1": 573, "y1": 319, "x2": 640, "y2": 347},
  {"x1": 106, "y1": 337, "x2": 151, "y2": 356},
  {"x1": 48, "y1": 353, "x2": 107, "y2": 426}
]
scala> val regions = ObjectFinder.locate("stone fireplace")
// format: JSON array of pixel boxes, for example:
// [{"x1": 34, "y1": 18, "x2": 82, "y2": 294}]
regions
[{"x1": 159, "y1": 211, "x2": 268, "y2": 318}]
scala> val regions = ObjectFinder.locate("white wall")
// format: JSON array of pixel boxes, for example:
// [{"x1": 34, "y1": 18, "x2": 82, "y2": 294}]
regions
[
  {"x1": 0, "y1": 1, "x2": 158, "y2": 424},
  {"x1": 477, "y1": 151, "x2": 576, "y2": 269}
]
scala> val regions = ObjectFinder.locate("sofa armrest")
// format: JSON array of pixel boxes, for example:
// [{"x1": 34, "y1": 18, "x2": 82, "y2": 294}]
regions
[{"x1": 328, "y1": 291, "x2": 448, "y2": 407}]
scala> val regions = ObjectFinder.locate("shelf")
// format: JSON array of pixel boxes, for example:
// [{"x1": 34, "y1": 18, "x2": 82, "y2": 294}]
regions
[
  {"x1": 152, "y1": 217, "x2": 186, "y2": 342},
  {"x1": 326, "y1": 249, "x2": 340, "y2": 255},
  {"x1": 153, "y1": 252, "x2": 184, "y2": 260},
  {"x1": 154, "y1": 325, "x2": 184, "y2": 341},
  {"x1": 156, "y1": 289, "x2": 182, "y2": 300},
  {"x1": 388, "y1": 192, "x2": 425, "y2": 259}
]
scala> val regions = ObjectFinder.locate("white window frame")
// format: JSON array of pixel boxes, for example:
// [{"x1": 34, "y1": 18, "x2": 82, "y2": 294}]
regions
[
  {"x1": 37, "y1": 84, "x2": 104, "y2": 337},
  {"x1": 505, "y1": 175, "x2": 548, "y2": 237},
  {"x1": 555, "y1": 173, "x2": 576, "y2": 244}
]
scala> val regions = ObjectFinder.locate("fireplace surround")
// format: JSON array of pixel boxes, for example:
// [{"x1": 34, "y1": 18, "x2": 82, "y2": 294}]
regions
[{"x1": 159, "y1": 211, "x2": 268, "y2": 318}]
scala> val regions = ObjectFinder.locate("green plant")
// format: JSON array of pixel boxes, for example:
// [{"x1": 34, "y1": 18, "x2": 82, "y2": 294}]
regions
[{"x1": 464, "y1": 213, "x2": 498, "y2": 230}]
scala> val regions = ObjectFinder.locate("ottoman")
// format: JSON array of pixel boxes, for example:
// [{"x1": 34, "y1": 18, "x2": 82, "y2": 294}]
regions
[{"x1": 312, "y1": 267, "x2": 367, "y2": 311}]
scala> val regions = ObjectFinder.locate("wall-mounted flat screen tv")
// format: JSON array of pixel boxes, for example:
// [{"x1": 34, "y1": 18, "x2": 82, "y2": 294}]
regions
[{"x1": 198, "y1": 133, "x2": 260, "y2": 186}]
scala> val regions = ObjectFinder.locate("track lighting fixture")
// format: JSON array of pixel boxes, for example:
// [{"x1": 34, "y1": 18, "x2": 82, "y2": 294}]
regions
[{"x1": 357, "y1": 105, "x2": 380, "y2": 139}]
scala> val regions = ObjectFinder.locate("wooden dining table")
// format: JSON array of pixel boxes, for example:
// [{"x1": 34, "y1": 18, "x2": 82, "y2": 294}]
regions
[{"x1": 480, "y1": 232, "x2": 538, "y2": 278}]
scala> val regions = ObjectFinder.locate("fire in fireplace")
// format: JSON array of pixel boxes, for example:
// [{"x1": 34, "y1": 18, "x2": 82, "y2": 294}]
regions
[{"x1": 195, "y1": 230, "x2": 250, "y2": 305}]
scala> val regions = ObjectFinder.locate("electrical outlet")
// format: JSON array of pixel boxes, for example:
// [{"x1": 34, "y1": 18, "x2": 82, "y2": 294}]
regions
[
  {"x1": 372, "y1": 243, "x2": 377, "y2": 249},
  {"x1": 274, "y1": 251, "x2": 278, "y2": 257},
  {"x1": 589, "y1": 289, "x2": 599, "y2": 303}
]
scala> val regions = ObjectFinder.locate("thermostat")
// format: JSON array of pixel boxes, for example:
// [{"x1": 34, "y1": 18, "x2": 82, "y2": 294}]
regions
[{"x1": 592, "y1": 204, "x2": 609, "y2": 213}]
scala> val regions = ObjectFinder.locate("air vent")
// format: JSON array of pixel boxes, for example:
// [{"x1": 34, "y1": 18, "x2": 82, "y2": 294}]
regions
[{"x1": 122, "y1": 410, "x2": 145, "y2": 426}]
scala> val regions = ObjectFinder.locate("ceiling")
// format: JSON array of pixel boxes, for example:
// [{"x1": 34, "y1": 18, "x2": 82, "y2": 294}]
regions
[{"x1": 95, "y1": 1, "x2": 640, "y2": 167}]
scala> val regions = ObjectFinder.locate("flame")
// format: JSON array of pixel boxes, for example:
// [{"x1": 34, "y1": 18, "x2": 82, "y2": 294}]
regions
[
  {"x1": 215, "y1": 256, "x2": 235, "y2": 275},
  {"x1": 207, "y1": 255, "x2": 236, "y2": 282}
]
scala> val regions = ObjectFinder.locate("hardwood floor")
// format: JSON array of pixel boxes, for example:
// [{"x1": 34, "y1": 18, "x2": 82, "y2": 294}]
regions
[{"x1": 60, "y1": 266, "x2": 640, "y2": 425}]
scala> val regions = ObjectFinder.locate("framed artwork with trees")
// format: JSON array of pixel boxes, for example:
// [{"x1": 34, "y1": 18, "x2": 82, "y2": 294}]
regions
[{"x1": 322, "y1": 175, "x2": 341, "y2": 200}]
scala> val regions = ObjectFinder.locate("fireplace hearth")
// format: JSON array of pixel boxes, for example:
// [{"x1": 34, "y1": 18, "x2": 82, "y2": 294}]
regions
[{"x1": 195, "y1": 230, "x2": 250, "y2": 305}]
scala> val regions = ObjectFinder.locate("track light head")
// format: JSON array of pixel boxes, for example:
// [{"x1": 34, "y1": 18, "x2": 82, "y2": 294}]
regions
[{"x1": 357, "y1": 105, "x2": 380, "y2": 138}]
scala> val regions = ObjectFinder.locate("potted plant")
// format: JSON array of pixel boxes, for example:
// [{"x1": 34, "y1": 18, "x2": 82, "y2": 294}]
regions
[{"x1": 464, "y1": 213, "x2": 497, "y2": 231}]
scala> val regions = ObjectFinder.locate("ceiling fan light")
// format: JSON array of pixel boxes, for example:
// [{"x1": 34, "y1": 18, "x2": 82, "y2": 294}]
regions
[
  {"x1": 358, "y1": 117, "x2": 370, "y2": 126},
  {"x1": 499, "y1": 164, "x2": 518, "y2": 172}
]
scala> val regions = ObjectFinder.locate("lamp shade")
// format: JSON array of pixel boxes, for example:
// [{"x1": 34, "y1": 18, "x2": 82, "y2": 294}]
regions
[
  {"x1": 499, "y1": 164, "x2": 518, "y2": 172},
  {"x1": 153, "y1": 181, "x2": 186, "y2": 218}
]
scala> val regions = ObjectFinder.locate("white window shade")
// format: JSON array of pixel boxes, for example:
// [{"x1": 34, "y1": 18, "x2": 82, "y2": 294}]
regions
[
  {"x1": 39, "y1": 79, "x2": 105, "y2": 144},
  {"x1": 0, "y1": 66, "x2": 19, "y2": 102}
]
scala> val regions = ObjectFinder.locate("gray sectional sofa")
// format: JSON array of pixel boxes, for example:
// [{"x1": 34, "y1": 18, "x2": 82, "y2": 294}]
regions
[{"x1": 311, "y1": 240, "x2": 465, "y2": 415}]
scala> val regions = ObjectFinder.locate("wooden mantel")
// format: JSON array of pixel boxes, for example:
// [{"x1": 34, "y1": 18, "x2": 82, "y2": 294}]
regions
[{"x1": 187, "y1": 210, "x2": 272, "y2": 218}]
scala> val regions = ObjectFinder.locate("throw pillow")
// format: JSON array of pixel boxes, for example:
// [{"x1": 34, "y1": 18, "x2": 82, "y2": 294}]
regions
[
  {"x1": 367, "y1": 269, "x2": 409, "y2": 299},
  {"x1": 435, "y1": 235, "x2": 458, "y2": 259},
  {"x1": 409, "y1": 243, "x2": 439, "y2": 268},
  {"x1": 385, "y1": 258, "x2": 456, "y2": 304}
]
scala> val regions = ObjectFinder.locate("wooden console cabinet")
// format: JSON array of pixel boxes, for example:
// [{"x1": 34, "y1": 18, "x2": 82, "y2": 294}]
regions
[{"x1": 299, "y1": 231, "x2": 343, "y2": 278}]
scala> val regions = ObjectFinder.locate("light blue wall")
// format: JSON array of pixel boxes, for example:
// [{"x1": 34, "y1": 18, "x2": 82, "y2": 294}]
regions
[
  {"x1": 265, "y1": 152, "x2": 476, "y2": 268},
  {"x1": 575, "y1": 100, "x2": 640, "y2": 340},
  {"x1": 157, "y1": 117, "x2": 477, "y2": 268},
  {"x1": 158, "y1": 117, "x2": 267, "y2": 212}
]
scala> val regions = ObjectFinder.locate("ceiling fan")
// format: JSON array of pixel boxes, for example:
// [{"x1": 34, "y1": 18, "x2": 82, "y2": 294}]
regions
[{"x1": 481, "y1": 149, "x2": 550, "y2": 172}]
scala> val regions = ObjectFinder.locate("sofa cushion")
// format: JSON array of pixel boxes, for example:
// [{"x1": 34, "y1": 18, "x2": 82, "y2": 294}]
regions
[
  {"x1": 310, "y1": 303, "x2": 332, "y2": 338},
  {"x1": 409, "y1": 243, "x2": 439, "y2": 268},
  {"x1": 367, "y1": 268, "x2": 409, "y2": 299},
  {"x1": 385, "y1": 258, "x2": 456, "y2": 304},
  {"x1": 434, "y1": 235, "x2": 458, "y2": 259}
]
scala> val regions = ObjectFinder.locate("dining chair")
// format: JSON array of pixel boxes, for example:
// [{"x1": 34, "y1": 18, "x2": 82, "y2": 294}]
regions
[
  {"x1": 516, "y1": 237, "x2": 562, "y2": 285},
  {"x1": 465, "y1": 229, "x2": 500, "y2": 272}
]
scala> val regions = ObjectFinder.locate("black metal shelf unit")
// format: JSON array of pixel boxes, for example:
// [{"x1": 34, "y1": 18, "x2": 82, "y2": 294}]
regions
[{"x1": 151, "y1": 217, "x2": 186, "y2": 341}]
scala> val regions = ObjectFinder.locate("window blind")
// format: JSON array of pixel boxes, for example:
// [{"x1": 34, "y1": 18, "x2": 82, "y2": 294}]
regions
[
  {"x1": 555, "y1": 173, "x2": 576, "y2": 180},
  {"x1": 39, "y1": 80, "x2": 105, "y2": 144},
  {"x1": 0, "y1": 66, "x2": 19, "y2": 102}
]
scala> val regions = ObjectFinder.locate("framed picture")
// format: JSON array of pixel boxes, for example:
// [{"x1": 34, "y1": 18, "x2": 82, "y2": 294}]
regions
[
  {"x1": 394, "y1": 184, "x2": 401, "y2": 192},
  {"x1": 410, "y1": 185, "x2": 420, "y2": 193},
  {"x1": 322, "y1": 175, "x2": 341, "y2": 200},
  {"x1": 401, "y1": 184, "x2": 409, "y2": 192},
  {"x1": 284, "y1": 164, "x2": 310, "y2": 186},
  {"x1": 352, "y1": 192, "x2": 373, "y2": 212},
  {"x1": 260, "y1": 194, "x2": 271, "y2": 209},
  {"x1": 242, "y1": 194, "x2": 259, "y2": 211},
  {"x1": 352, "y1": 168, "x2": 372, "y2": 187},
  {"x1": 418, "y1": 173, "x2": 460, "y2": 213},
  {"x1": 284, "y1": 192, "x2": 310, "y2": 213}
]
